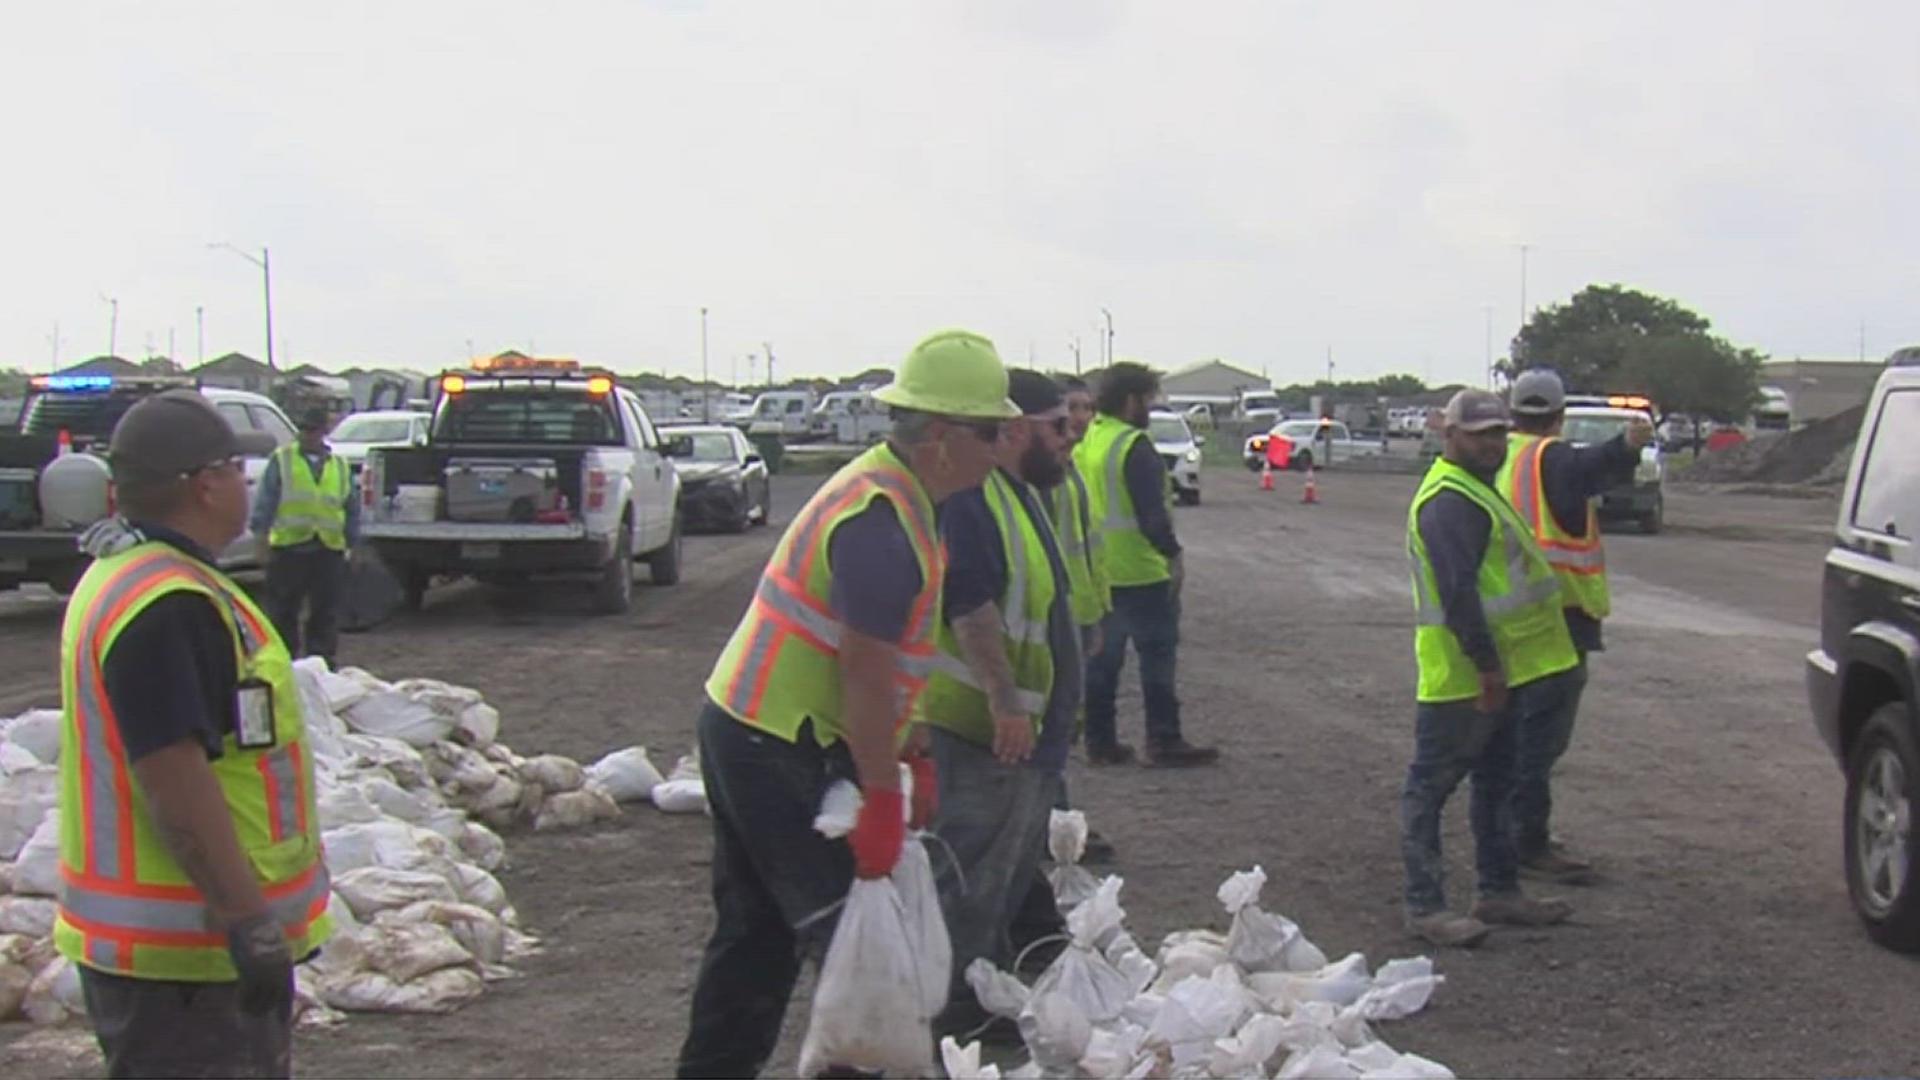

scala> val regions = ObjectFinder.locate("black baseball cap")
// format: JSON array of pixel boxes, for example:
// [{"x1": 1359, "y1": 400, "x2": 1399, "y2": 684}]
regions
[
  {"x1": 1007, "y1": 370, "x2": 1066, "y2": 417},
  {"x1": 297, "y1": 406, "x2": 332, "y2": 432},
  {"x1": 109, "y1": 390, "x2": 278, "y2": 476},
  {"x1": 1442, "y1": 389, "x2": 1511, "y2": 432}
]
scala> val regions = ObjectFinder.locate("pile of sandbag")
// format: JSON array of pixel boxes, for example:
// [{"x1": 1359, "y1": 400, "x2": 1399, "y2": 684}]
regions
[{"x1": 941, "y1": 814, "x2": 1456, "y2": 1080}]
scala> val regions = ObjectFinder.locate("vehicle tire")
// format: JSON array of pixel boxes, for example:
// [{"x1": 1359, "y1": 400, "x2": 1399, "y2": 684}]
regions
[
  {"x1": 1291, "y1": 450, "x2": 1313, "y2": 473},
  {"x1": 400, "y1": 567, "x2": 430, "y2": 612},
  {"x1": 1639, "y1": 495, "x2": 1664, "y2": 535},
  {"x1": 649, "y1": 513, "x2": 684, "y2": 586},
  {"x1": 1243, "y1": 456, "x2": 1263, "y2": 473},
  {"x1": 753, "y1": 479, "x2": 772, "y2": 527},
  {"x1": 1845, "y1": 703, "x2": 1920, "y2": 951},
  {"x1": 593, "y1": 526, "x2": 635, "y2": 615},
  {"x1": 1177, "y1": 487, "x2": 1201, "y2": 506}
]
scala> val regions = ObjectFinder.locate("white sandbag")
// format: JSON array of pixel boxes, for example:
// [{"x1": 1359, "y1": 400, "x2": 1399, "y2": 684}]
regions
[
  {"x1": 1279, "y1": 1043, "x2": 1362, "y2": 1080},
  {"x1": 343, "y1": 691, "x2": 453, "y2": 747},
  {"x1": 1030, "y1": 934, "x2": 1132, "y2": 1025},
  {"x1": 939, "y1": 1036, "x2": 1004, "y2": 1080},
  {"x1": 584, "y1": 747, "x2": 663, "y2": 803},
  {"x1": 356, "y1": 774, "x2": 439, "y2": 825},
  {"x1": 533, "y1": 787, "x2": 619, "y2": 831},
  {"x1": 651, "y1": 778, "x2": 708, "y2": 815},
  {"x1": 0, "y1": 896, "x2": 56, "y2": 937},
  {"x1": 891, "y1": 836, "x2": 951, "y2": 1017},
  {"x1": 339, "y1": 734, "x2": 432, "y2": 790},
  {"x1": 1208, "y1": 1013, "x2": 1292, "y2": 1079},
  {"x1": 316, "y1": 780, "x2": 385, "y2": 829},
  {"x1": 519, "y1": 754, "x2": 585, "y2": 794},
  {"x1": 1153, "y1": 938, "x2": 1228, "y2": 992},
  {"x1": 467, "y1": 774, "x2": 535, "y2": 828},
  {"x1": 13, "y1": 811, "x2": 61, "y2": 897},
  {"x1": 1, "y1": 711, "x2": 61, "y2": 766},
  {"x1": 1019, "y1": 991, "x2": 1092, "y2": 1071},
  {"x1": 666, "y1": 753, "x2": 701, "y2": 783},
  {"x1": 1218, "y1": 865, "x2": 1305, "y2": 973},
  {"x1": 1079, "y1": 1021, "x2": 1150, "y2": 1080},
  {"x1": 449, "y1": 863, "x2": 510, "y2": 915},
  {"x1": 336, "y1": 666, "x2": 390, "y2": 691},
  {"x1": 22, "y1": 956, "x2": 82, "y2": 1025},
  {"x1": 383, "y1": 901, "x2": 510, "y2": 967},
  {"x1": 321, "y1": 819, "x2": 459, "y2": 877},
  {"x1": 457, "y1": 822, "x2": 508, "y2": 871},
  {"x1": 357, "y1": 920, "x2": 474, "y2": 983},
  {"x1": 319, "y1": 966, "x2": 485, "y2": 1014},
  {"x1": 1249, "y1": 952, "x2": 1374, "y2": 1009},
  {"x1": 795, "y1": 878, "x2": 931, "y2": 1079},
  {"x1": 966, "y1": 957, "x2": 1030, "y2": 1019},
  {"x1": 1146, "y1": 967, "x2": 1254, "y2": 1071},
  {"x1": 1344, "y1": 1041, "x2": 1404, "y2": 1073},
  {"x1": 1354, "y1": 957, "x2": 1444, "y2": 1021},
  {"x1": 0, "y1": 763, "x2": 56, "y2": 859},
  {"x1": 333, "y1": 866, "x2": 459, "y2": 920},
  {"x1": 455, "y1": 703, "x2": 499, "y2": 748},
  {"x1": 425, "y1": 742, "x2": 498, "y2": 794},
  {"x1": 1101, "y1": 931, "x2": 1157, "y2": 996},
  {"x1": 1358, "y1": 1051, "x2": 1456, "y2": 1079},
  {"x1": 0, "y1": 955, "x2": 32, "y2": 1021},
  {"x1": 1047, "y1": 809, "x2": 1099, "y2": 910},
  {"x1": 0, "y1": 740, "x2": 43, "y2": 774}
]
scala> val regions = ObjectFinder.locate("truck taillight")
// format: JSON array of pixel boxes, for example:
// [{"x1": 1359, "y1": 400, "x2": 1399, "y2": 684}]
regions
[
  {"x1": 361, "y1": 465, "x2": 377, "y2": 508},
  {"x1": 587, "y1": 468, "x2": 608, "y2": 511},
  {"x1": 105, "y1": 481, "x2": 116, "y2": 516}
]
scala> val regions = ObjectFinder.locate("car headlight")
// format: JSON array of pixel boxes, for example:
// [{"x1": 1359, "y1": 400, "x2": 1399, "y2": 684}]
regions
[{"x1": 1184, "y1": 448, "x2": 1202, "y2": 463}]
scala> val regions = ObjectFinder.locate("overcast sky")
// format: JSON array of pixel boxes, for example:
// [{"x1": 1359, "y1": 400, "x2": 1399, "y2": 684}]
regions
[{"x1": 7, "y1": 1, "x2": 1917, "y2": 386}]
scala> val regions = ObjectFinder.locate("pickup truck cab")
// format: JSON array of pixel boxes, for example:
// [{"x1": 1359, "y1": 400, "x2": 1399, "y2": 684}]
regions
[
  {"x1": 359, "y1": 359, "x2": 682, "y2": 614},
  {"x1": 1807, "y1": 350, "x2": 1920, "y2": 950},
  {"x1": 742, "y1": 391, "x2": 815, "y2": 438},
  {"x1": 0, "y1": 374, "x2": 293, "y2": 593},
  {"x1": 1241, "y1": 418, "x2": 1383, "y2": 472}
]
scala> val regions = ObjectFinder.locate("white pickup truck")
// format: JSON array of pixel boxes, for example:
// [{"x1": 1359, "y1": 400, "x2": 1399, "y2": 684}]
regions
[
  {"x1": 1, "y1": 375, "x2": 294, "y2": 594},
  {"x1": 359, "y1": 364, "x2": 683, "y2": 614},
  {"x1": 1241, "y1": 418, "x2": 1386, "y2": 472}
]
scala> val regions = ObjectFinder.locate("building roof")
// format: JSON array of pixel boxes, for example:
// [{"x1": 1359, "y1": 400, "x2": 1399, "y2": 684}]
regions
[
  {"x1": 56, "y1": 355, "x2": 143, "y2": 377},
  {"x1": 1168, "y1": 357, "x2": 1265, "y2": 382},
  {"x1": 191, "y1": 352, "x2": 272, "y2": 376}
]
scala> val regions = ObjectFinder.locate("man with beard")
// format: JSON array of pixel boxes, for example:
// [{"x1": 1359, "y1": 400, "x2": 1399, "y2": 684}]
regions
[{"x1": 923, "y1": 370, "x2": 1084, "y2": 1034}]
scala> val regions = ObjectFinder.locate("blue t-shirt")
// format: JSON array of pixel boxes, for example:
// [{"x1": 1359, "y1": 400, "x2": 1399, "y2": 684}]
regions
[{"x1": 827, "y1": 498, "x2": 923, "y2": 642}]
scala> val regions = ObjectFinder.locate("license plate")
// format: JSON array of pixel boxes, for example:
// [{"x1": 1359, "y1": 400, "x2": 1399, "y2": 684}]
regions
[
  {"x1": 0, "y1": 558, "x2": 24, "y2": 573},
  {"x1": 461, "y1": 542, "x2": 501, "y2": 560}
]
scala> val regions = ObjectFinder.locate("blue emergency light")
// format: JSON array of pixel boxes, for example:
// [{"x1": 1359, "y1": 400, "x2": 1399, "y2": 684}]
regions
[{"x1": 32, "y1": 375, "x2": 116, "y2": 392}]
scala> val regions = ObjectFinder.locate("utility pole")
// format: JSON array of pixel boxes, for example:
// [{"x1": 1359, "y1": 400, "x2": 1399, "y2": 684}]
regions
[
  {"x1": 101, "y1": 294, "x2": 119, "y2": 360},
  {"x1": 1517, "y1": 243, "x2": 1531, "y2": 331},
  {"x1": 1860, "y1": 319, "x2": 1867, "y2": 362},
  {"x1": 1484, "y1": 304, "x2": 1494, "y2": 387},
  {"x1": 208, "y1": 242, "x2": 275, "y2": 372},
  {"x1": 699, "y1": 306, "x2": 711, "y2": 421},
  {"x1": 1099, "y1": 307, "x2": 1114, "y2": 366},
  {"x1": 1326, "y1": 346, "x2": 1334, "y2": 387},
  {"x1": 196, "y1": 306, "x2": 205, "y2": 363},
  {"x1": 764, "y1": 342, "x2": 775, "y2": 388},
  {"x1": 1069, "y1": 336, "x2": 1082, "y2": 375},
  {"x1": 48, "y1": 322, "x2": 62, "y2": 369},
  {"x1": 168, "y1": 328, "x2": 175, "y2": 363}
]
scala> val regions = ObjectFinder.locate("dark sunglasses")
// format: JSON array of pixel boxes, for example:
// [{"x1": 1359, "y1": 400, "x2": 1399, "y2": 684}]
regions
[
  {"x1": 1028, "y1": 415, "x2": 1069, "y2": 436},
  {"x1": 184, "y1": 454, "x2": 245, "y2": 477},
  {"x1": 947, "y1": 419, "x2": 1003, "y2": 441}
]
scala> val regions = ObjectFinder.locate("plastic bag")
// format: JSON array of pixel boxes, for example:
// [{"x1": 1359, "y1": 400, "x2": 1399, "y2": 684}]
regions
[
  {"x1": 584, "y1": 747, "x2": 664, "y2": 803},
  {"x1": 1354, "y1": 957, "x2": 1445, "y2": 1021},
  {"x1": 1101, "y1": 931, "x2": 1157, "y2": 995},
  {"x1": 333, "y1": 867, "x2": 460, "y2": 920},
  {"x1": 1047, "y1": 810, "x2": 1099, "y2": 910},
  {"x1": 317, "y1": 966, "x2": 486, "y2": 1014},
  {"x1": 940, "y1": 1036, "x2": 1005, "y2": 1080},
  {"x1": 1208, "y1": 1013, "x2": 1291, "y2": 1079},
  {"x1": 0, "y1": 763, "x2": 55, "y2": 859},
  {"x1": 966, "y1": 957, "x2": 1031, "y2": 1019},
  {"x1": 13, "y1": 811, "x2": 61, "y2": 897},
  {"x1": 1218, "y1": 866, "x2": 1304, "y2": 973},
  {"x1": 1278, "y1": 1043, "x2": 1362, "y2": 1080},
  {"x1": 1019, "y1": 990, "x2": 1092, "y2": 1071},
  {"x1": 1248, "y1": 952, "x2": 1374, "y2": 1009},
  {"x1": 651, "y1": 779, "x2": 709, "y2": 815},
  {"x1": 1146, "y1": 967, "x2": 1253, "y2": 1070},
  {"x1": 22, "y1": 956, "x2": 82, "y2": 1024},
  {"x1": 1357, "y1": 1050, "x2": 1456, "y2": 1079},
  {"x1": 1079, "y1": 1021, "x2": 1151, "y2": 1080},
  {"x1": 892, "y1": 836, "x2": 951, "y2": 1017},
  {"x1": 795, "y1": 878, "x2": 931, "y2": 1079},
  {"x1": 343, "y1": 691, "x2": 454, "y2": 747},
  {"x1": 534, "y1": 787, "x2": 621, "y2": 831},
  {"x1": 1, "y1": 711, "x2": 61, "y2": 766},
  {"x1": 1030, "y1": 940, "x2": 1132, "y2": 1026},
  {"x1": 0, "y1": 896, "x2": 57, "y2": 938}
]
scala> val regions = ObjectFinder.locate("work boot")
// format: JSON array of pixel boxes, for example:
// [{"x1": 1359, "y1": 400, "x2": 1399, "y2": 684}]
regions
[
  {"x1": 1083, "y1": 829, "x2": 1118, "y2": 865},
  {"x1": 1086, "y1": 742, "x2": 1137, "y2": 766},
  {"x1": 1405, "y1": 911, "x2": 1490, "y2": 949},
  {"x1": 1471, "y1": 892, "x2": 1573, "y2": 927},
  {"x1": 1143, "y1": 739, "x2": 1220, "y2": 768},
  {"x1": 1519, "y1": 844, "x2": 1597, "y2": 885}
]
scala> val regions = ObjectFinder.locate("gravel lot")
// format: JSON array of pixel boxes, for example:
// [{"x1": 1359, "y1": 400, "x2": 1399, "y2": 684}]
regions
[{"x1": 5, "y1": 463, "x2": 1907, "y2": 1079}]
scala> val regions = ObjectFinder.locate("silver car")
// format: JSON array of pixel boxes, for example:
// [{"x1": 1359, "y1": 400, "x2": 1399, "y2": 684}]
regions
[{"x1": 1149, "y1": 410, "x2": 1204, "y2": 506}]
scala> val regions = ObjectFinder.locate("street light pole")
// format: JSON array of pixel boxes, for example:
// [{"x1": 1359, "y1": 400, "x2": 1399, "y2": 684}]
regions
[
  {"x1": 209, "y1": 242, "x2": 276, "y2": 373},
  {"x1": 764, "y1": 342, "x2": 775, "y2": 387},
  {"x1": 196, "y1": 306, "x2": 205, "y2": 364},
  {"x1": 700, "y1": 306, "x2": 711, "y2": 421},
  {"x1": 1517, "y1": 243, "x2": 1530, "y2": 331},
  {"x1": 100, "y1": 294, "x2": 118, "y2": 360},
  {"x1": 1099, "y1": 307, "x2": 1114, "y2": 366}
]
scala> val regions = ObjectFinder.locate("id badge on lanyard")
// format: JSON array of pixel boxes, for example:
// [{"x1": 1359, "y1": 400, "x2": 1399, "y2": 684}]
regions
[{"x1": 235, "y1": 678, "x2": 277, "y2": 749}]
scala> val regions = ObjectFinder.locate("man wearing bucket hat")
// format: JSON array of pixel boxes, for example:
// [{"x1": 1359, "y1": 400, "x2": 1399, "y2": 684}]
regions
[
  {"x1": 677, "y1": 329, "x2": 1018, "y2": 1079},
  {"x1": 55, "y1": 390, "x2": 331, "y2": 1077},
  {"x1": 249, "y1": 406, "x2": 358, "y2": 668},
  {"x1": 1399, "y1": 389, "x2": 1579, "y2": 948}
]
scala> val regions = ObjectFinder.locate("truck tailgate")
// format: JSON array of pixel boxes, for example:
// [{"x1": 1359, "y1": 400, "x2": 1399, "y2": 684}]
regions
[{"x1": 362, "y1": 521, "x2": 587, "y2": 541}]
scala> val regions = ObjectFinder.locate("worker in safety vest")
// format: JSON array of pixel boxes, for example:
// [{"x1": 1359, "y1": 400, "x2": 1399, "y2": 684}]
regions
[
  {"x1": 676, "y1": 329, "x2": 1017, "y2": 1079},
  {"x1": 57, "y1": 390, "x2": 331, "y2": 1078},
  {"x1": 922, "y1": 369, "x2": 1084, "y2": 1034},
  {"x1": 1048, "y1": 375, "x2": 1116, "y2": 861},
  {"x1": 249, "y1": 407, "x2": 359, "y2": 668},
  {"x1": 1075, "y1": 361, "x2": 1218, "y2": 767},
  {"x1": 1496, "y1": 369, "x2": 1652, "y2": 883},
  {"x1": 1400, "y1": 389, "x2": 1580, "y2": 948}
]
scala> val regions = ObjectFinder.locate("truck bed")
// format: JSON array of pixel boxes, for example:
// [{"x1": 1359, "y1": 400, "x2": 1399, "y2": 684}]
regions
[{"x1": 372, "y1": 444, "x2": 588, "y2": 511}]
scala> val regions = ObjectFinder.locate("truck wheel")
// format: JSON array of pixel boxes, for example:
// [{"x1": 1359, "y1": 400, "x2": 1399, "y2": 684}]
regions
[
  {"x1": 593, "y1": 528, "x2": 635, "y2": 615},
  {"x1": 400, "y1": 567, "x2": 430, "y2": 612},
  {"x1": 1846, "y1": 703, "x2": 1920, "y2": 951},
  {"x1": 649, "y1": 513, "x2": 683, "y2": 586},
  {"x1": 726, "y1": 486, "x2": 752, "y2": 533},
  {"x1": 1639, "y1": 495, "x2": 1664, "y2": 535},
  {"x1": 1177, "y1": 487, "x2": 1201, "y2": 506},
  {"x1": 1291, "y1": 450, "x2": 1313, "y2": 473}
]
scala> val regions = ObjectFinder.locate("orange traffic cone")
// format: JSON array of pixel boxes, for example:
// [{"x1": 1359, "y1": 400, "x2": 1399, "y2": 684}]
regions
[
  {"x1": 55, "y1": 428, "x2": 72, "y2": 457},
  {"x1": 1301, "y1": 465, "x2": 1319, "y2": 505},
  {"x1": 1259, "y1": 459, "x2": 1274, "y2": 491}
]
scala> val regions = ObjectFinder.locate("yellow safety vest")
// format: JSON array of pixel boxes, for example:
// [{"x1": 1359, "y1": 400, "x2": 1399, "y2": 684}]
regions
[
  {"x1": 921, "y1": 471, "x2": 1058, "y2": 746},
  {"x1": 1075, "y1": 413, "x2": 1171, "y2": 588},
  {"x1": 1495, "y1": 432, "x2": 1610, "y2": 620},
  {"x1": 704, "y1": 444, "x2": 946, "y2": 744},
  {"x1": 269, "y1": 444, "x2": 350, "y2": 551},
  {"x1": 55, "y1": 542, "x2": 331, "y2": 981},
  {"x1": 1050, "y1": 463, "x2": 1110, "y2": 628},
  {"x1": 1407, "y1": 458, "x2": 1579, "y2": 703}
]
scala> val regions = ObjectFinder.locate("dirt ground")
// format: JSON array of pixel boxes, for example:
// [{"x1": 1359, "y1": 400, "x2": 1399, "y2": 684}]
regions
[{"x1": 4, "y1": 462, "x2": 1913, "y2": 1079}]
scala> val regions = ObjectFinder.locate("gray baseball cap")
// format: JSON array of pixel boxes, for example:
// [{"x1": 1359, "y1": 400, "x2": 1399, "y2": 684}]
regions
[
  {"x1": 1509, "y1": 369, "x2": 1567, "y2": 416},
  {"x1": 109, "y1": 389, "x2": 278, "y2": 476},
  {"x1": 1442, "y1": 389, "x2": 1511, "y2": 432}
]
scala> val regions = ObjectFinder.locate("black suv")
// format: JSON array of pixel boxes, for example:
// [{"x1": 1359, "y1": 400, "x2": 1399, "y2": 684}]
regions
[{"x1": 1809, "y1": 347, "x2": 1920, "y2": 949}]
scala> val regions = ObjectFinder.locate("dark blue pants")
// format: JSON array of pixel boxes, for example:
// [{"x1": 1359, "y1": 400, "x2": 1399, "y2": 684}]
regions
[
  {"x1": 1510, "y1": 662, "x2": 1588, "y2": 860},
  {"x1": 677, "y1": 703, "x2": 855, "y2": 1079},
  {"x1": 1084, "y1": 582, "x2": 1182, "y2": 748},
  {"x1": 1400, "y1": 696, "x2": 1520, "y2": 916},
  {"x1": 264, "y1": 544, "x2": 344, "y2": 666}
]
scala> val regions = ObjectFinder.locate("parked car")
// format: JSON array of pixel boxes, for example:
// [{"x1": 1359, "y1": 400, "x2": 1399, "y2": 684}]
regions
[
  {"x1": 1147, "y1": 409, "x2": 1203, "y2": 506},
  {"x1": 668, "y1": 424, "x2": 772, "y2": 533},
  {"x1": 1807, "y1": 352, "x2": 1920, "y2": 950},
  {"x1": 1241, "y1": 418, "x2": 1383, "y2": 472},
  {"x1": 1561, "y1": 399, "x2": 1665, "y2": 533},
  {"x1": 330, "y1": 409, "x2": 431, "y2": 473}
]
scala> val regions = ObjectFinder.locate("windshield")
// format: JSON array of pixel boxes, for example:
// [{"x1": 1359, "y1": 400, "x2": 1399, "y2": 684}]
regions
[
  {"x1": 1242, "y1": 395, "x2": 1281, "y2": 411},
  {"x1": 687, "y1": 433, "x2": 737, "y2": 461},
  {"x1": 331, "y1": 416, "x2": 414, "y2": 443},
  {"x1": 1277, "y1": 421, "x2": 1318, "y2": 439},
  {"x1": 22, "y1": 391, "x2": 148, "y2": 441},
  {"x1": 434, "y1": 390, "x2": 623, "y2": 445},
  {"x1": 1562, "y1": 414, "x2": 1634, "y2": 446},
  {"x1": 1148, "y1": 416, "x2": 1191, "y2": 443}
]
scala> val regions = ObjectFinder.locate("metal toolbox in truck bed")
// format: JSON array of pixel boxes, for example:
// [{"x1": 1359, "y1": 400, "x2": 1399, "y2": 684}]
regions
[{"x1": 444, "y1": 457, "x2": 563, "y2": 523}]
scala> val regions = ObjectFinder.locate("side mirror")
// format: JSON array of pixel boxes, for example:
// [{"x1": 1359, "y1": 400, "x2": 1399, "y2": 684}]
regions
[
  {"x1": 664, "y1": 435, "x2": 694, "y2": 458},
  {"x1": 412, "y1": 432, "x2": 429, "y2": 447},
  {"x1": 1193, "y1": 434, "x2": 1207, "y2": 447},
  {"x1": 744, "y1": 453, "x2": 763, "y2": 466}
]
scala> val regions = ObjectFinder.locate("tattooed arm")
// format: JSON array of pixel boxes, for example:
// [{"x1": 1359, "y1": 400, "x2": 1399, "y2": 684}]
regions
[{"x1": 951, "y1": 603, "x2": 1033, "y2": 764}]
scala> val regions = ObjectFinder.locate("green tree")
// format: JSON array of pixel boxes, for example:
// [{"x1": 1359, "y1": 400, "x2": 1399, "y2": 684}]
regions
[
  {"x1": 1374, "y1": 373, "x2": 1427, "y2": 398},
  {"x1": 141, "y1": 355, "x2": 183, "y2": 375},
  {"x1": 1513, "y1": 284, "x2": 1760, "y2": 420}
]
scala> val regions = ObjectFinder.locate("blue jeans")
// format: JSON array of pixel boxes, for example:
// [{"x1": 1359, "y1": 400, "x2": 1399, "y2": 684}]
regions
[
  {"x1": 1400, "y1": 697, "x2": 1520, "y2": 916},
  {"x1": 677, "y1": 703, "x2": 856, "y2": 1079},
  {"x1": 1510, "y1": 662, "x2": 1589, "y2": 860},
  {"x1": 1084, "y1": 582, "x2": 1182, "y2": 747},
  {"x1": 929, "y1": 730, "x2": 1058, "y2": 1020}
]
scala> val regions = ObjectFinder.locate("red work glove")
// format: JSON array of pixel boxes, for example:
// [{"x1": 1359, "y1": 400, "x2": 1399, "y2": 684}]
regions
[
  {"x1": 849, "y1": 787, "x2": 905, "y2": 879},
  {"x1": 906, "y1": 755, "x2": 938, "y2": 830}
]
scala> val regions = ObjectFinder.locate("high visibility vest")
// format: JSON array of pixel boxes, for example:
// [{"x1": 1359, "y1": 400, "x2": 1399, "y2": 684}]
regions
[
  {"x1": 1050, "y1": 463, "x2": 1110, "y2": 627},
  {"x1": 704, "y1": 444, "x2": 946, "y2": 744},
  {"x1": 268, "y1": 445, "x2": 350, "y2": 551},
  {"x1": 1495, "y1": 432, "x2": 1611, "y2": 620},
  {"x1": 1075, "y1": 414, "x2": 1171, "y2": 588},
  {"x1": 1407, "y1": 458, "x2": 1579, "y2": 703},
  {"x1": 54, "y1": 541, "x2": 332, "y2": 981},
  {"x1": 921, "y1": 471, "x2": 1059, "y2": 746}
]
